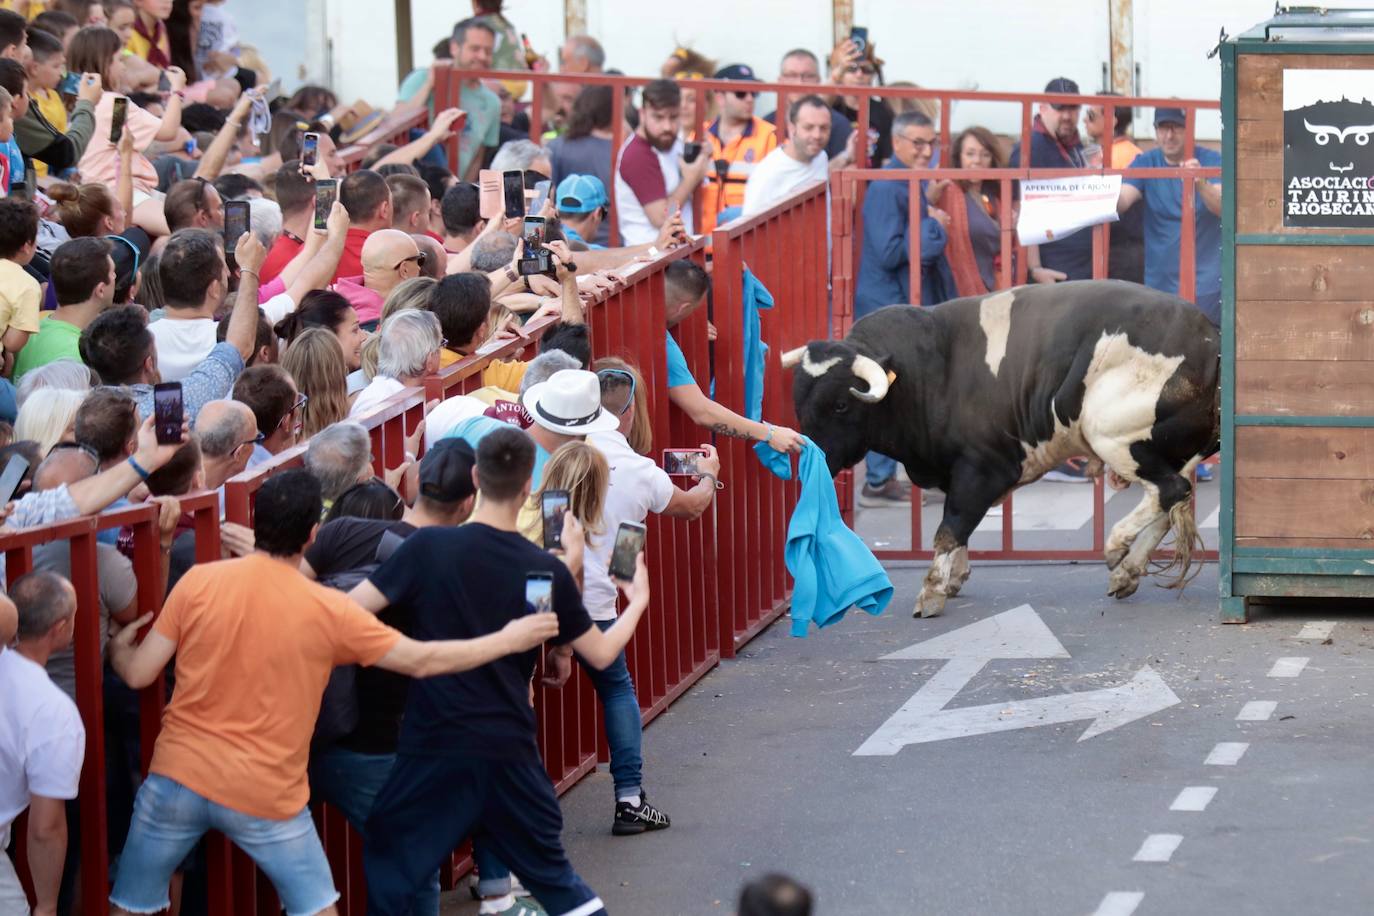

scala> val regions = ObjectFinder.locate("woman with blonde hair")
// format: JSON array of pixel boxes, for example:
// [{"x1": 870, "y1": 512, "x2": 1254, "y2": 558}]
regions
[
  {"x1": 521, "y1": 440, "x2": 609, "y2": 553},
  {"x1": 15, "y1": 388, "x2": 86, "y2": 456},
  {"x1": 280, "y1": 328, "x2": 351, "y2": 439}
]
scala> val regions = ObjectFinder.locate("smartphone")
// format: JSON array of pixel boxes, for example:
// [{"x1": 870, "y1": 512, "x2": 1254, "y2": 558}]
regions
[
  {"x1": 849, "y1": 26, "x2": 869, "y2": 55},
  {"x1": 0, "y1": 453, "x2": 29, "y2": 506},
  {"x1": 109, "y1": 96, "x2": 128, "y2": 144},
  {"x1": 156, "y1": 71, "x2": 171, "y2": 93},
  {"x1": 541, "y1": 489, "x2": 570, "y2": 550},
  {"x1": 314, "y1": 178, "x2": 337, "y2": 231},
  {"x1": 663, "y1": 448, "x2": 707, "y2": 476},
  {"x1": 523, "y1": 215, "x2": 546, "y2": 250},
  {"x1": 58, "y1": 71, "x2": 79, "y2": 97},
  {"x1": 524, "y1": 571, "x2": 554, "y2": 616},
  {"x1": 301, "y1": 131, "x2": 319, "y2": 168},
  {"x1": 224, "y1": 200, "x2": 250, "y2": 252},
  {"x1": 528, "y1": 178, "x2": 551, "y2": 215},
  {"x1": 478, "y1": 169, "x2": 502, "y2": 220},
  {"x1": 502, "y1": 169, "x2": 525, "y2": 219},
  {"x1": 609, "y1": 521, "x2": 646, "y2": 582},
  {"x1": 153, "y1": 382, "x2": 184, "y2": 445}
]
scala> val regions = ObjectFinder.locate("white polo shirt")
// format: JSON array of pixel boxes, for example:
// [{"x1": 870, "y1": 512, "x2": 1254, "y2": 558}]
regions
[{"x1": 585, "y1": 430, "x2": 675, "y2": 621}]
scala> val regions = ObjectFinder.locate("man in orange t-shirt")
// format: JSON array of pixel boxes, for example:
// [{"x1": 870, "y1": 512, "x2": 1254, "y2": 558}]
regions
[{"x1": 105, "y1": 469, "x2": 557, "y2": 916}]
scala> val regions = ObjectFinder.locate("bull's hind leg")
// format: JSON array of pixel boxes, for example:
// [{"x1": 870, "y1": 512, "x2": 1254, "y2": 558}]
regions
[
  {"x1": 917, "y1": 461, "x2": 1017, "y2": 617},
  {"x1": 1106, "y1": 460, "x2": 1193, "y2": 599}
]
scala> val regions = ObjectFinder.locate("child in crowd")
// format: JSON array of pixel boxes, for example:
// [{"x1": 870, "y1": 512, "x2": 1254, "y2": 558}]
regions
[
  {"x1": 24, "y1": 27, "x2": 68, "y2": 177},
  {"x1": 0, "y1": 197, "x2": 42, "y2": 374}
]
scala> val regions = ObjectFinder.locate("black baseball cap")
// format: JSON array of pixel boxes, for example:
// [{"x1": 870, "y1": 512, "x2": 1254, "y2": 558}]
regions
[
  {"x1": 1153, "y1": 106, "x2": 1187, "y2": 127},
  {"x1": 418, "y1": 438, "x2": 477, "y2": 503},
  {"x1": 1044, "y1": 77, "x2": 1080, "y2": 95},
  {"x1": 714, "y1": 64, "x2": 761, "y2": 82}
]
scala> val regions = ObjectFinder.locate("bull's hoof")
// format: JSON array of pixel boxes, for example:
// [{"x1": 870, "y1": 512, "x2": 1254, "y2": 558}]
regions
[
  {"x1": 946, "y1": 583, "x2": 962, "y2": 598},
  {"x1": 914, "y1": 590, "x2": 946, "y2": 618},
  {"x1": 1105, "y1": 546, "x2": 1128, "y2": 571},
  {"x1": 1107, "y1": 566, "x2": 1141, "y2": 599}
]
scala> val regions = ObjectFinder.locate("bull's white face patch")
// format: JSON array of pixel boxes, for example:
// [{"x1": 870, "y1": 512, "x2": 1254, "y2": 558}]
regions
[
  {"x1": 800, "y1": 350, "x2": 844, "y2": 378},
  {"x1": 978, "y1": 289, "x2": 1016, "y2": 378}
]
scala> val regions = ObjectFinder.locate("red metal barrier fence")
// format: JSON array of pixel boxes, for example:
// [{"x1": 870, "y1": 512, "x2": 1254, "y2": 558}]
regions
[{"x1": 5, "y1": 188, "x2": 833, "y2": 909}]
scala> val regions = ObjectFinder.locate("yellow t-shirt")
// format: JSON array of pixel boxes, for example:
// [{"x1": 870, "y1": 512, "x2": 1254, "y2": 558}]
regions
[
  {"x1": 31, "y1": 88, "x2": 66, "y2": 177},
  {"x1": 149, "y1": 555, "x2": 400, "y2": 819},
  {"x1": 0, "y1": 258, "x2": 42, "y2": 344},
  {"x1": 123, "y1": 27, "x2": 169, "y2": 63},
  {"x1": 482, "y1": 358, "x2": 527, "y2": 392}
]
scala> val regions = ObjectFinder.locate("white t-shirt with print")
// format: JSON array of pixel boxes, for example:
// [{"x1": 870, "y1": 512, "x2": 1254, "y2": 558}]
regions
[
  {"x1": 585, "y1": 430, "x2": 675, "y2": 621},
  {"x1": 0, "y1": 649, "x2": 85, "y2": 848},
  {"x1": 742, "y1": 146, "x2": 829, "y2": 217}
]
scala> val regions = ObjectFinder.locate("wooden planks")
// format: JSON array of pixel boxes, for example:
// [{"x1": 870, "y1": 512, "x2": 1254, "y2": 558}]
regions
[
  {"x1": 1236, "y1": 246, "x2": 1374, "y2": 302},
  {"x1": 1236, "y1": 427, "x2": 1374, "y2": 479},
  {"x1": 1236, "y1": 477, "x2": 1374, "y2": 540},
  {"x1": 1237, "y1": 360, "x2": 1374, "y2": 415},
  {"x1": 1236, "y1": 300, "x2": 1374, "y2": 361}
]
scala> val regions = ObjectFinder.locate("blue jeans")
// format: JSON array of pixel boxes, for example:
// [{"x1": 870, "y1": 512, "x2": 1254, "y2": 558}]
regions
[
  {"x1": 111, "y1": 774, "x2": 338, "y2": 916},
  {"x1": 479, "y1": 619, "x2": 644, "y2": 896},
  {"x1": 866, "y1": 451, "x2": 897, "y2": 487},
  {"x1": 309, "y1": 746, "x2": 440, "y2": 916}
]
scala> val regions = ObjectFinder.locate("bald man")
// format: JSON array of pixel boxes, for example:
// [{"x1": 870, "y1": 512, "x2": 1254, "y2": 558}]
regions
[
  {"x1": 411, "y1": 234, "x2": 447, "y2": 281},
  {"x1": 334, "y1": 228, "x2": 425, "y2": 328},
  {"x1": 195, "y1": 400, "x2": 259, "y2": 491}
]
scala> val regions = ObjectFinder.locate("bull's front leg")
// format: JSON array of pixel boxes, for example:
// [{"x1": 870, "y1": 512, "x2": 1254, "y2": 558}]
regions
[{"x1": 916, "y1": 459, "x2": 1017, "y2": 618}]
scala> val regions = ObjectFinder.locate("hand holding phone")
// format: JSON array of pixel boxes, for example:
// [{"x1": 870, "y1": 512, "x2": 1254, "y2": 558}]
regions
[
  {"x1": 540, "y1": 489, "x2": 570, "y2": 550},
  {"x1": 314, "y1": 178, "x2": 338, "y2": 231},
  {"x1": 224, "y1": 200, "x2": 251, "y2": 261},
  {"x1": 301, "y1": 131, "x2": 319, "y2": 167},
  {"x1": 502, "y1": 170, "x2": 526, "y2": 219},
  {"x1": 109, "y1": 96, "x2": 128, "y2": 145},
  {"x1": 153, "y1": 383, "x2": 184, "y2": 445},
  {"x1": 662, "y1": 449, "x2": 708, "y2": 476},
  {"x1": 608, "y1": 521, "x2": 646, "y2": 582}
]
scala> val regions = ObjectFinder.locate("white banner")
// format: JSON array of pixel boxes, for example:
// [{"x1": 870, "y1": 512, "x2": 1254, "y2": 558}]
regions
[{"x1": 1015, "y1": 175, "x2": 1122, "y2": 247}]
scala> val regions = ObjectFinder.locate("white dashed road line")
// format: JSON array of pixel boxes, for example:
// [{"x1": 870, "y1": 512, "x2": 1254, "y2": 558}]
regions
[
  {"x1": 1091, "y1": 891, "x2": 1145, "y2": 916},
  {"x1": 1268, "y1": 657, "x2": 1309, "y2": 678},
  {"x1": 1237, "y1": 700, "x2": 1277, "y2": 721},
  {"x1": 1296, "y1": 621, "x2": 1336, "y2": 640},
  {"x1": 1132, "y1": 833, "x2": 1184, "y2": 863},
  {"x1": 1169, "y1": 786, "x2": 1218, "y2": 812},
  {"x1": 1205, "y1": 742, "x2": 1249, "y2": 766}
]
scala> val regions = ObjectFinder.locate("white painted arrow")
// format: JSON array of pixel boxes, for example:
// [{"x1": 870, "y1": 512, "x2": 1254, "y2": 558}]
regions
[{"x1": 854, "y1": 605, "x2": 1180, "y2": 756}]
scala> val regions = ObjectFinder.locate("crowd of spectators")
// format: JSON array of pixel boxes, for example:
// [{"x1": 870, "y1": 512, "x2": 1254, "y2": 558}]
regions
[{"x1": 0, "y1": 4, "x2": 1220, "y2": 914}]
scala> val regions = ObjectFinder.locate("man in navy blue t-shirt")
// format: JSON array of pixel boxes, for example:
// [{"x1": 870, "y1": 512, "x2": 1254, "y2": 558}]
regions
[
  {"x1": 1117, "y1": 106, "x2": 1224, "y2": 326},
  {"x1": 350, "y1": 425, "x2": 651, "y2": 916}
]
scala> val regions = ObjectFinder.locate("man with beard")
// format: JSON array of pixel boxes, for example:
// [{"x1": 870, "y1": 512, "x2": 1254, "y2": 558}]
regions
[
  {"x1": 615, "y1": 79, "x2": 711, "y2": 245},
  {"x1": 1010, "y1": 77, "x2": 1092, "y2": 284},
  {"x1": 1117, "y1": 106, "x2": 1223, "y2": 326},
  {"x1": 742, "y1": 94, "x2": 832, "y2": 216}
]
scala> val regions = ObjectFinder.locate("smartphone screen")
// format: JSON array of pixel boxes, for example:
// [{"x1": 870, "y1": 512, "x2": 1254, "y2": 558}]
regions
[
  {"x1": 541, "y1": 489, "x2": 570, "y2": 550},
  {"x1": 528, "y1": 179, "x2": 551, "y2": 215},
  {"x1": 523, "y1": 216, "x2": 545, "y2": 250},
  {"x1": 502, "y1": 170, "x2": 525, "y2": 218},
  {"x1": 525, "y1": 571, "x2": 554, "y2": 616},
  {"x1": 224, "y1": 200, "x2": 250, "y2": 254},
  {"x1": 302, "y1": 131, "x2": 319, "y2": 167},
  {"x1": 109, "y1": 96, "x2": 128, "y2": 144},
  {"x1": 609, "y1": 522, "x2": 646, "y2": 582},
  {"x1": 479, "y1": 169, "x2": 502, "y2": 220},
  {"x1": 314, "y1": 178, "x2": 337, "y2": 231},
  {"x1": 663, "y1": 449, "x2": 704, "y2": 476},
  {"x1": 0, "y1": 453, "x2": 29, "y2": 506},
  {"x1": 153, "y1": 382, "x2": 184, "y2": 445}
]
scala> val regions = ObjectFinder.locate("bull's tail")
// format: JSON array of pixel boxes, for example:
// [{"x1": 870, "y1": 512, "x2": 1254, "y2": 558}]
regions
[{"x1": 1153, "y1": 497, "x2": 1205, "y2": 591}]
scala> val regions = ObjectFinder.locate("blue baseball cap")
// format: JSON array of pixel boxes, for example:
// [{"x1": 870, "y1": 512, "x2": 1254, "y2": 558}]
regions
[{"x1": 555, "y1": 175, "x2": 608, "y2": 214}]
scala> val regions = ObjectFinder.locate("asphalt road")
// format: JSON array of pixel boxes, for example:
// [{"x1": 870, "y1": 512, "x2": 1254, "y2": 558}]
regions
[{"x1": 447, "y1": 556, "x2": 1374, "y2": 915}]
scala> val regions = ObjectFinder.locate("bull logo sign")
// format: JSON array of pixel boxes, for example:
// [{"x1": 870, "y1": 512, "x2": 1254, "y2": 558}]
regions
[{"x1": 1283, "y1": 70, "x2": 1374, "y2": 227}]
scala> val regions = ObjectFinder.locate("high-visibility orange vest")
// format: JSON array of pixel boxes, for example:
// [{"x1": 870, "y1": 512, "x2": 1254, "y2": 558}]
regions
[{"x1": 699, "y1": 117, "x2": 778, "y2": 233}]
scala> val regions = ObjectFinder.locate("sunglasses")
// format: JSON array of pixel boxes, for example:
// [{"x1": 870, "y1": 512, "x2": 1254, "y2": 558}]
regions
[
  {"x1": 233, "y1": 431, "x2": 267, "y2": 455},
  {"x1": 732, "y1": 90, "x2": 757, "y2": 99},
  {"x1": 845, "y1": 63, "x2": 876, "y2": 76},
  {"x1": 394, "y1": 252, "x2": 427, "y2": 271},
  {"x1": 596, "y1": 367, "x2": 636, "y2": 416}
]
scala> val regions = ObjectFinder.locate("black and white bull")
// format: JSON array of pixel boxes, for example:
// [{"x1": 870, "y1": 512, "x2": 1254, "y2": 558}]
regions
[{"x1": 782, "y1": 280, "x2": 1220, "y2": 618}]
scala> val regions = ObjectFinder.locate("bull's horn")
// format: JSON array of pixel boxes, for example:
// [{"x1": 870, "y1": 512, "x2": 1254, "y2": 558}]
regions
[
  {"x1": 780, "y1": 346, "x2": 807, "y2": 369},
  {"x1": 849, "y1": 354, "x2": 891, "y2": 403}
]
